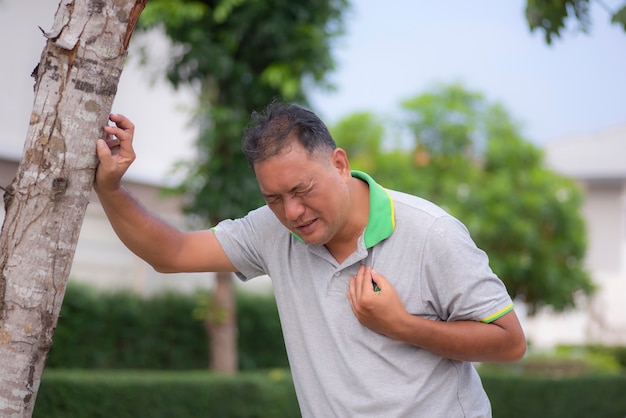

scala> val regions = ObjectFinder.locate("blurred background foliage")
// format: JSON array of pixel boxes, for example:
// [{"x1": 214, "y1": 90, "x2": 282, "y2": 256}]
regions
[
  {"x1": 48, "y1": 283, "x2": 287, "y2": 370},
  {"x1": 129, "y1": 0, "x2": 618, "y2": 322},
  {"x1": 109, "y1": 0, "x2": 618, "y2": 373},
  {"x1": 135, "y1": 0, "x2": 349, "y2": 373},
  {"x1": 137, "y1": 0, "x2": 349, "y2": 222},
  {"x1": 50, "y1": 282, "x2": 624, "y2": 376},
  {"x1": 525, "y1": 0, "x2": 626, "y2": 44},
  {"x1": 330, "y1": 82, "x2": 594, "y2": 314}
]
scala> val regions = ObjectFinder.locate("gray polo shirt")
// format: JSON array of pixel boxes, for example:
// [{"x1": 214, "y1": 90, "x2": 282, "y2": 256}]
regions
[{"x1": 213, "y1": 171, "x2": 513, "y2": 418}]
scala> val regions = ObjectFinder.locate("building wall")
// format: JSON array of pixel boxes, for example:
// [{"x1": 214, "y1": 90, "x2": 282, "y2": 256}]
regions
[
  {"x1": 582, "y1": 180, "x2": 626, "y2": 344},
  {"x1": 583, "y1": 182, "x2": 625, "y2": 274},
  {"x1": 523, "y1": 126, "x2": 626, "y2": 348},
  {"x1": 520, "y1": 179, "x2": 626, "y2": 348}
]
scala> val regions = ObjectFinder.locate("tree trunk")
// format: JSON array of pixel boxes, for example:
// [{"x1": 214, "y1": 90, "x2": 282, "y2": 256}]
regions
[
  {"x1": 207, "y1": 271, "x2": 238, "y2": 374},
  {"x1": 0, "y1": 1, "x2": 146, "y2": 416}
]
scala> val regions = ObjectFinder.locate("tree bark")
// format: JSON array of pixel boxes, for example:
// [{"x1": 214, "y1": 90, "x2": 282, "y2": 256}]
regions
[
  {"x1": 207, "y1": 271, "x2": 238, "y2": 374},
  {"x1": 0, "y1": 1, "x2": 146, "y2": 416}
]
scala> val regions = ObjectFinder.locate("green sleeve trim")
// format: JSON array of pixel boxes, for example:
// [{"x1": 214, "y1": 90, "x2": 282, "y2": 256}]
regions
[{"x1": 481, "y1": 303, "x2": 514, "y2": 323}]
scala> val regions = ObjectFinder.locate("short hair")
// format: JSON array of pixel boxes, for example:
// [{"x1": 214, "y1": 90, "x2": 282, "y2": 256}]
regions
[{"x1": 242, "y1": 102, "x2": 337, "y2": 167}]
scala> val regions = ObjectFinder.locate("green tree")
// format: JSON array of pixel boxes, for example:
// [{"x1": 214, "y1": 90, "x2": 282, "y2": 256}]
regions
[
  {"x1": 138, "y1": 0, "x2": 348, "y2": 373},
  {"x1": 332, "y1": 83, "x2": 594, "y2": 314},
  {"x1": 329, "y1": 112, "x2": 385, "y2": 172},
  {"x1": 525, "y1": 0, "x2": 626, "y2": 44}
]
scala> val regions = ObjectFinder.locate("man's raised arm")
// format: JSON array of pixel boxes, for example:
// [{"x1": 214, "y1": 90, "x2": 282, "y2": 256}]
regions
[{"x1": 94, "y1": 114, "x2": 236, "y2": 274}]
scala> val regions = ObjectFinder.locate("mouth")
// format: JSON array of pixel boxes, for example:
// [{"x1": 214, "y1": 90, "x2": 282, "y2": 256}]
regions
[{"x1": 294, "y1": 218, "x2": 318, "y2": 234}]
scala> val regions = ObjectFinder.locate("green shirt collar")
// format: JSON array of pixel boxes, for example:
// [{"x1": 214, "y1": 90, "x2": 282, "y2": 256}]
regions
[{"x1": 351, "y1": 170, "x2": 395, "y2": 248}]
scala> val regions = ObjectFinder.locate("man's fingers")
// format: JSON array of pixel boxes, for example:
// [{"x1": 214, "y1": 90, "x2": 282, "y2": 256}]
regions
[
  {"x1": 347, "y1": 279, "x2": 357, "y2": 313},
  {"x1": 370, "y1": 269, "x2": 385, "y2": 293},
  {"x1": 347, "y1": 266, "x2": 365, "y2": 312},
  {"x1": 103, "y1": 126, "x2": 125, "y2": 146},
  {"x1": 96, "y1": 139, "x2": 112, "y2": 161},
  {"x1": 105, "y1": 114, "x2": 134, "y2": 144},
  {"x1": 356, "y1": 265, "x2": 368, "y2": 300},
  {"x1": 94, "y1": 114, "x2": 136, "y2": 193},
  {"x1": 103, "y1": 122, "x2": 136, "y2": 162},
  {"x1": 360, "y1": 266, "x2": 377, "y2": 294},
  {"x1": 109, "y1": 113, "x2": 135, "y2": 131},
  {"x1": 104, "y1": 125, "x2": 130, "y2": 142},
  {"x1": 350, "y1": 265, "x2": 382, "y2": 299},
  {"x1": 103, "y1": 133, "x2": 121, "y2": 149}
]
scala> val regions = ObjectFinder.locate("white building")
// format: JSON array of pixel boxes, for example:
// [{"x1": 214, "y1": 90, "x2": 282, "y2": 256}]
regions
[{"x1": 523, "y1": 124, "x2": 626, "y2": 347}]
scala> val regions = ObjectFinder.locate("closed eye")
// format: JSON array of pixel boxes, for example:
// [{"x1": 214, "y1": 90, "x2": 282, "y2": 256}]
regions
[
  {"x1": 264, "y1": 195, "x2": 281, "y2": 204},
  {"x1": 294, "y1": 187, "x2": 312, "y2": 197},
  {"x1": 263, "y1": 181, "x2": 315, "y2": 204}
]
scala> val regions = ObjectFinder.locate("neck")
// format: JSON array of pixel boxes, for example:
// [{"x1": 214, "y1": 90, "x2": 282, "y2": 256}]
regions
[{"x1": 325, "y1": 177, "x2": 370, "y2": 263}]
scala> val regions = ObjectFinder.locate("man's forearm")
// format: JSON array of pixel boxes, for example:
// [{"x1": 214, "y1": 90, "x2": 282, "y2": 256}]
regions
[
  {"x1": 94, "y1": 185, "x2": 185, "y2": 272},
  {"x1": 390, "y1": 310, "x2": 526, "y2": 363}
]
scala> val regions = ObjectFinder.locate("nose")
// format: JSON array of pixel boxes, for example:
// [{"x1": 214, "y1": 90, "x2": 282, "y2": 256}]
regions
[{"x1": 283, "y1": 196, "x2": 305, "y2": 221}]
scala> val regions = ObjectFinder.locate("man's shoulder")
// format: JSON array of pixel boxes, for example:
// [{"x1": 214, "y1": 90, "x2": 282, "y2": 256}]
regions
[
  {"x1": 215, "y1": 205, "x2": 284, "y2": 238},
  {"x1": 386, "y1": 189, "x2": 450, "y2": 220},
  {"x1": 246, "y1": 204, "x2": 278, "y2": 220}
]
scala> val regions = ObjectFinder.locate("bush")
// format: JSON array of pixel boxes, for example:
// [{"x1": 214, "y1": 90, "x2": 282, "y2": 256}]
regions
[
  {"x1": 479, "y1": 344, "x2": 624, "y2": 378},
  {"x1": 237, "y1": 292, "x2": 288, "y2": 370},
  {"x1": 34, "y1": 370, "x2": 626, "y2": 418},
  {"x1": 48, "y1": 283, "x2": 288, "y2": 370},
  {"x1": 35, "y1": 369, "x2": 300, "y2": 418},
  {"x1": 570, "y1": 344, "x2": 626, "y2": 370},
  {"x1": 482, "y1": 373, "x2": 626, "y2": 418},
  {"x1": 49, "y1": 284, "x2": 208, "y2": 369}
]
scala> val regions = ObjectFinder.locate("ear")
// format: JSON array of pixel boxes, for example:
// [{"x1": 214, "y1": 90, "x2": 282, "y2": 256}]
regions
[{"x1": 331, "y1": 148, "x2": 351, "y2": 181}]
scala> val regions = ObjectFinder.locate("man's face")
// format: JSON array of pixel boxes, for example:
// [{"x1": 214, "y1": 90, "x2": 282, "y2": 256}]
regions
[{"x1": 254, "y1": 141, "x2": 352, "y2": 247}]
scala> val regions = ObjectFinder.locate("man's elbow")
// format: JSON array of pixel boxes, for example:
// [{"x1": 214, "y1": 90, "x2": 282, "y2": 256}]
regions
[
  {"x1": 492, "y1": 311, "x2": 527, "y2": 362},
  {"x1": 152, "y1": 265, "x2": 172, "y2": 274},
  {"x1": 503, "y1": 332, "x2": 527, "y2": 362},
  {"x1": 152, "y1": 262, "x2": 182, "y2": 274}
]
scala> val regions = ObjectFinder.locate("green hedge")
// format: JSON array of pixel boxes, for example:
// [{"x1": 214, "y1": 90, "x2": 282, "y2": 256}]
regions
[
  {"x1": 48, "y1": 283, "x2": 288, "y2": 370},
  {"x1": 565, "y1": 344, "x2": 626, "y2": 370},
  {"x1": 237, "y1": 292, "x2": 289, "y2": 370},
  {"x1": 483, "y1": 374, "x2": 626, "y2": 418},
  {"x1": 35, "y1": 370, "x2": 300, "y2": 418},
  {"x1": 49, "y1": 286, "x2": 208, "y2": 369},
  {"x1": 35, "y1": 370, "x2": 626, "y2": 418},
  {"x1": 52, "y1": 283, "x2": 626, "y2": 377}
]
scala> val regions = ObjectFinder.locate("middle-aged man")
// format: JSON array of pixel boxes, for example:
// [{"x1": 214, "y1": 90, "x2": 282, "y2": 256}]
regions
[{"x1": 94, "y1": 102, "x2": 526, "y2": 417}]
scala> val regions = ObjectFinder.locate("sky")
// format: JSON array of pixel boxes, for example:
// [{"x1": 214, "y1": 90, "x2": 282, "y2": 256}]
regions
[
  {"x1": 309, "y1": 1, "x2": 626, "y2": 144},
  {"x1": 1, "y1": 0, "x2": 625, "y2": 183}
]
